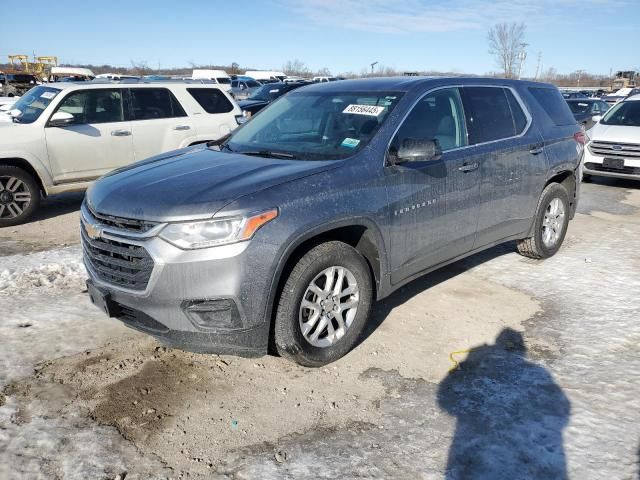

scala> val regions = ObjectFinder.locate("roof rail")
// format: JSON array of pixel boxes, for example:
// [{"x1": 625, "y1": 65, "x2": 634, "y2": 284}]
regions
[{"x1": 87, "y1": 78, "x2": 217, "y2": 85}]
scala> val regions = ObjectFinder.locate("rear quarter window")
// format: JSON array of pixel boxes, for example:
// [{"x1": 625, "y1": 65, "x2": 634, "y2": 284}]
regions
[
  {"x1": 528, "y1": 87, "x2": 577, "y2": 126},
  {"x1": 187, "y1": 88, "x2": 234, "y2": 114}
]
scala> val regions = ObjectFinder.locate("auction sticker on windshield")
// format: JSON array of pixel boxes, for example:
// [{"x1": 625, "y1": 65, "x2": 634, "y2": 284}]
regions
[
  {"x1": 40, "y1": 91, "x2": 57, "y2": 99},
  {"x1": 343, "y1": 104, "x2": 385, "y2": 116},
  {"x1": 341, "y1": 138, "x2": 361, "y2": 148}
]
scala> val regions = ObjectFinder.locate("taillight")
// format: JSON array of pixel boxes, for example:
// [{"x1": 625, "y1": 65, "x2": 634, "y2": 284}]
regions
[{"x1": 574, "y1": 131, "x2": 586, "y2": 145}]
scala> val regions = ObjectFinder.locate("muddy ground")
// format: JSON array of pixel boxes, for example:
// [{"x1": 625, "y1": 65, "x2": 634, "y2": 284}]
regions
[{"x1": 1, "y1": 178, "x2": 639, "y2": 479}]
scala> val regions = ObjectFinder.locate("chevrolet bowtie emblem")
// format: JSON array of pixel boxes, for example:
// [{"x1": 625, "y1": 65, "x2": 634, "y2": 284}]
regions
[{"x1": 84, "y1": 221, "x2": 102, "y2": 240}]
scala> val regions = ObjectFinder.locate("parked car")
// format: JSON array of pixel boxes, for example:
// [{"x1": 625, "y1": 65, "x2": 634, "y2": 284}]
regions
[
  {"x1": 561, "y1": 91, "x2": 588, "y2": 99},
  {"x1": 0, "y1": 73, "x2": 39, "y2": 97},
  {"x1": 191, "y1": 70, "x2": 232, "y2": 92},
  {"x1": 237, "y1": 81, "x2": 310, "y2": 116},
  {"x1": 82, "y1": 77, "x2": 582, "y2": 367},
  {"x1": 48, "y1": 67, "x2": 95, "y2": 82},
  {"x1": 244, "y1": 71, "x2": 287, "y2": 83},
  {"x1": 312, "y1": 76, "x2": 339, "y2": 83},
  {"x1": 582, "y1": 94, "x2": 640, "y2": 181},
  {"x1": 566, "y1": 98, "x2": 611, "y2": 129},
  {"x1": 231, "y1": 77, "x2": 261, "y2": 100},
  {"x1": 0, "y1": 82, "x2": 241, "y2": 226},
  {"x1": 601, "y1": 87, "x2": 640, "y2": 105}
]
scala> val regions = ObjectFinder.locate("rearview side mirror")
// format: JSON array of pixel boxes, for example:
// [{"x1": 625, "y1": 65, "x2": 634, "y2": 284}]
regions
[
  {"x1": 48, "y1": 111, "x2": 74, "y2": 127},
  {"x1": 391, "y1": 138, "x2": 443, "y2": 165},
  {"x1": 591, "y1": 115, "x2": 602, "y2": 123}
]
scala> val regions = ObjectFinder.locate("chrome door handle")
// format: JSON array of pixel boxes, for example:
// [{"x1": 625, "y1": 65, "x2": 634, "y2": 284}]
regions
[
  {"x1": 111, "y1": 129, "x2": 131, "y2": 136},
  {"x1": 458, "y1": 162, "x2": 479, "y2": 173},
  {"x1": 174, "y1": 125, "x2": 191, "y2": 131}
]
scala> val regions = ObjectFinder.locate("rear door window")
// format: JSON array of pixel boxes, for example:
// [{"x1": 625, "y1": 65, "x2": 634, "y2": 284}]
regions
[
  {"x1": 528, "y1": 87, "x2": 577, "y2": 126},
  {"x1": 460, "y1": 87, "x2": 517, "y2": 144},
  {"x1": 129, "y1": 88, "x2": 186, "y2": 120},
  {"x1": 187, "y1": 88, "x2": 234, "y2": 114}
]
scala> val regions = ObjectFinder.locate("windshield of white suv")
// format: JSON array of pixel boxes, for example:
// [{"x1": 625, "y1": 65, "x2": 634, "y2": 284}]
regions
[
  {"x1": 600, "y1": 101, "x2": 640, "y2": 127},
  {"x1": 9, "y1": 85, "x2": 61, "y2": 124},
  {"x1": 224, "y1": 91, "x2": 403, "y2": 160}
]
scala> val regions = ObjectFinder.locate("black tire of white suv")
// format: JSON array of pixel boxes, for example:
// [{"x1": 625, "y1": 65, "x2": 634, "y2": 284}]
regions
[
  {"x1": 517, "y1": 182, "x2": 570, "y2": 259},
  {"x1": 0, "y1": 165, "x2": 41, "y2": 227},
  {"x1": 274, "y1": 241, "x2": 373, "y2": 367}
]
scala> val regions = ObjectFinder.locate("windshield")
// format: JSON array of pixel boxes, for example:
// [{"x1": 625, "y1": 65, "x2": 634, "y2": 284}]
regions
[
  {"x1": 216, "y1": 77, "x2": 231, "y2": 84},
  {"x1": 568, "y1": 102, "x2": 590, "y2": 114},
  {"x1": 225, "y1": 90, "x2": 403, "y2": 160},
  {"x1": 247, "y1": 84, "x2": 284, "y2": 101},
  {"x1": 600, "y1": 101, "x2": 640, "y2": 127},
  {"x1": 246, "y1": 80, "x2": 260, "y2": 88},
  {"x1": 9, "y1": 86, "x2": 61, "y2": 124}
]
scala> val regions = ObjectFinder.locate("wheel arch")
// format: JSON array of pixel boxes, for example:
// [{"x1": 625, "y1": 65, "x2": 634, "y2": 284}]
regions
[
  {"x1": 264, "y1": 218, "x2": 388, "y2": 353},
  {"x1": 545, "y1": 169, "x2": 577, "y2": 219},
  {"x1": 0, "y1": 157, "x2": 48, "y2": 196}
]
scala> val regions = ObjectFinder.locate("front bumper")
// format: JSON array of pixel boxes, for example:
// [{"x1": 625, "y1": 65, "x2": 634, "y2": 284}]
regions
[
  {"x1": 83, "y1": 226, "x2": 278, "y2": 357},
  {"x1": 583, "y1": 147, "x2": 640, "y2": 180}
]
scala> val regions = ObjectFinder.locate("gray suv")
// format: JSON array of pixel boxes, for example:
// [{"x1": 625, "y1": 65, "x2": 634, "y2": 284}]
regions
[{"x1": 83, "y1": 77, "x2": 582, "y2": 366}]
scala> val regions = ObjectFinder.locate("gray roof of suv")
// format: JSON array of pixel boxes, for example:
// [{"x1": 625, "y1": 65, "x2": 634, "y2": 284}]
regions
[{"x1": 299, "y1": 76, "x2": 558, "y2": 94}]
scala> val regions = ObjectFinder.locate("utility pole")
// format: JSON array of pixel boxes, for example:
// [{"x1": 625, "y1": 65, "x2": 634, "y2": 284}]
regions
[
  {"x1": 576, "y1": 69, "x2": 584, "y2": 88},
  {"x1": 534, "y1": 51, "x2": 542, "y2": 80},
  {"x1": 517, "y1": 43, "x2": 528, "y2": 80},
  {"x1": 370, "y1": 61, "x2": 378, "y2": 75}
]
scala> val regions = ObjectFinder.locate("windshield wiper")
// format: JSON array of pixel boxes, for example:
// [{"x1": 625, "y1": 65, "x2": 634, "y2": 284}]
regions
[
  {"x1": 207, "y1": 133, "x2": 232, "y2": 149},
  {"x1": 241, "y1": 150, "x2": 297, "y2": 160}
]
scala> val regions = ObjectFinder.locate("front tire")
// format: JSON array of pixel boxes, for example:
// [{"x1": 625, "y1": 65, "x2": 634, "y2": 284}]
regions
[
  {"x1": 517, "y1": 182, "x2": 570, "y2": 259},
  {"x1": 0, "y1": 166, "x2": 41, "y2": 227},
  {"x1": 274, "y1": 241, "x2": 373, "y2": 367}
]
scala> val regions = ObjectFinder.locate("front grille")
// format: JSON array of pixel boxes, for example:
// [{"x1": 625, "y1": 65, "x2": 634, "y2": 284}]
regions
[
  {"x1": 585, "y1": 162, "x2": 640, "y2": 176},
  {"x1": 81, "y1": 223, "x2": 154, "y2": 291},
  {"x1": 88, "y1": 207, "x2": 158, "y2": 233},
  {"x1": 589, "y1": 141, "x2": 640, "y2": 159}
]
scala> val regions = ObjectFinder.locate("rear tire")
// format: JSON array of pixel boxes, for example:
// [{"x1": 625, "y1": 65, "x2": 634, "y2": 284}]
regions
[
  {"x1": 0, "y1": 165, "x2": 41, "y2": 227},
  {"x1": 274, "y1": 241, "x2": 373, "y2": 367},
  {"x1": 517, "y1": 182, "x2": 570, "y2": 259}
]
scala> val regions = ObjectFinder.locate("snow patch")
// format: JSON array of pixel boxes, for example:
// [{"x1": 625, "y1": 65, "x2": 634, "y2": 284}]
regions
[{"x1": 0, "y1": 246, "x2": 87, "y2": 295}]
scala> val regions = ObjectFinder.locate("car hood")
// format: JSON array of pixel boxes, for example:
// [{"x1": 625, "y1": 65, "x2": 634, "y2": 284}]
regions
[
  {"x1": 588, "y1": 123, "x2": 640, "y2": 143},
  {"x1": 87, "y1": 147, "x2": 338, "y2": 222}
]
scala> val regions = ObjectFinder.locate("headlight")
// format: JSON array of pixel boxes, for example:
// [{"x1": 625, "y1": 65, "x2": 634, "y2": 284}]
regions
[{"x1": 159, "y1": 209, "x2": 278, "y2": 249}]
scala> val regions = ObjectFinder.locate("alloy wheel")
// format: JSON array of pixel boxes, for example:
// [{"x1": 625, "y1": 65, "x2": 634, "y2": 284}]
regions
[
  {"x1": 541, "y1": 197, "x2": 566, "y2": 248},
  {"x1": 0, "y1": 175, "x2": 32, "y2": 220},
  {"x1": 298, "y1": 266, "x2": 360, "y2": 348}
]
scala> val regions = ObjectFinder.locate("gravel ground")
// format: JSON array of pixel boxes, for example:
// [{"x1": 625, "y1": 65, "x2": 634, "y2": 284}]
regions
[{"x1": 0, "y1": 179, "x2": 639, "y2": 479}]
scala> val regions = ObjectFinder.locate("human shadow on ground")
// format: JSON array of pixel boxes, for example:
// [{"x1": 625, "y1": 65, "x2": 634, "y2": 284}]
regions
[{"x1": 437, "y1": 328, "x2": 571, "y2": 480}]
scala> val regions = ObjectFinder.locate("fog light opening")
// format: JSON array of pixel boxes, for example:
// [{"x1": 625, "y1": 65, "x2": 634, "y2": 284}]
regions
[{"x1": 183, "y1": 299, "x2": 242, "y2": 330}]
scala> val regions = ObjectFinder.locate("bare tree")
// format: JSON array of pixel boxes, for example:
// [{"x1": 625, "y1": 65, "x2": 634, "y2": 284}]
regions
[
  {"x1": 487, "y1": 22, "x2": 526, "y2": 79},
  {"x1": 283, "y1": 59, "x2": 310, "y2": 77},
  {"x1": 130, "y1": 60, "x2": 151, "y2": 77}
]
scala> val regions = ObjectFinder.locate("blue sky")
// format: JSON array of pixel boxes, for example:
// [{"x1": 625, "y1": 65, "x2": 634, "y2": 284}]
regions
[{"x1": 3, "y1": 0, "x2": 638, "y2": 76}]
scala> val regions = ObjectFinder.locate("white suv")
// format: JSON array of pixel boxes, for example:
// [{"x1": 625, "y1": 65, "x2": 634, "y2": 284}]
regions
[
  {"x1": 0, "y1": 82, "x2": 241, "y2": 226},
  {"x1": 583, "y1": 94, "x2": 640, "y2": 181}
]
